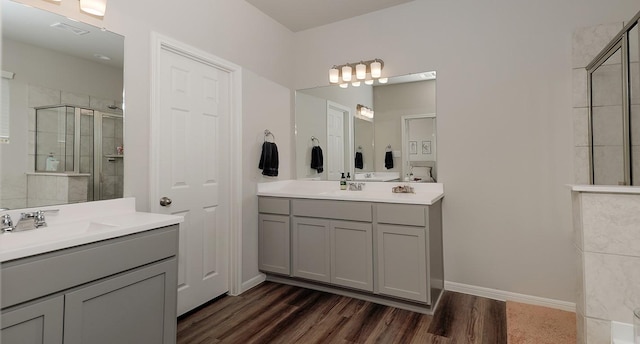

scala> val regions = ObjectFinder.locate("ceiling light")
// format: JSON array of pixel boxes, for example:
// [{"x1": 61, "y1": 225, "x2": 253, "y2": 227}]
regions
[
  {"x1": 352, "y1": 81, "x2": 361, "y2": 87},
  {"x1": 378, "y1": 77, "x2": 388, "y2": 84},
  {"x1": 79, "y1": 0, "x2": 107, "y2": 16},
  {"x1": 328, "y1": 59, "x2": 384, "y2": 87},
  {"x1": 339, "y1": 83, "x2": 348, "y2": 88}
]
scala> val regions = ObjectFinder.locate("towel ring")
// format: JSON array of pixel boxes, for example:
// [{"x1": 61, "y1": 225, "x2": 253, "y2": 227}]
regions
[
  {"x1": 311, "y1": 136, "x2": 320, "y2": 147},
  {"x1": 264, "y1": 129, "x2": 275, "y2": 142},
  {"x1": 386, "y1": 144, "x2": 392, "y2": 152}
]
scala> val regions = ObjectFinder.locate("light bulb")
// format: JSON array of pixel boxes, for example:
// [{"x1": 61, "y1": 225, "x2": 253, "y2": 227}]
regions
[
  {"x1": 339, "y1": 83, "x2": 348, "y2": 88},
  {"x1": 370, "y1": 60, "x2": 382, "y2": 78},
  {"x1": 352, "y1": 81, "x2": 361, "y2": 87},
  {"x1": 364, "y1": 79, "x2": 374, "y2": 85},
  {"x1": 341, "y1": 65, "x2": 352, "y2": 82},
  {"x1": 378, "y1": 77, "x2": 388, "y2": 84},
  {"x1": 79, "y1": 0, "x2": 107, "y2": 16},
  {"x1": 356, "y1": 62, "x2": 366, "y2": 80},
  {"x1": 329, "y1": 67, "x2": 339, "y2": 83}
]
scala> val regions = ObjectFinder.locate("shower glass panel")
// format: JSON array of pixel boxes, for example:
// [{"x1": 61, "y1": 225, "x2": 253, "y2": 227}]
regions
[
  {"x1": 630, "y1": 23, "x2": 640, "y2": 184},
  {"x1": 100, "y1": 114, "x2": 124, "y2": 200},
  {"x1": 35, "y1": 106, "x2": 75, "y2": 172},
  {"x1": 590, "y1": 47, "x2": 625, "y2": 185},
  {"x1": 35, "y1": 106, "x2": 123, "y2": 201}
]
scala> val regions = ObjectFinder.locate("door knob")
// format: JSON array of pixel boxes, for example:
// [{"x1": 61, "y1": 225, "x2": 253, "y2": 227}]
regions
[{"x1": 159, "y1": 197, "x2": 172, "y2": 207}]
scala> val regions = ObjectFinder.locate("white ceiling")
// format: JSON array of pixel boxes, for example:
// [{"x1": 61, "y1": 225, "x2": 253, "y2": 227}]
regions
[
  {"x1": 245, "y1": 0, "x2": 415, "y2": 32},
  {"x1": 2, "y1": 0, "x2": 124, "y2": 69}
]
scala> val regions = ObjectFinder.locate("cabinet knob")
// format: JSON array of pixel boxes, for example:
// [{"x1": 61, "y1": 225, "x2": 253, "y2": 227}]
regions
[{"x1": 160, "y1": 197, "x2": 172, "y2": 207}]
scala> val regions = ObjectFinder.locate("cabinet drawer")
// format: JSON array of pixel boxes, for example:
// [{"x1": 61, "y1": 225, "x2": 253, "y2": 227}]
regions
[
  {"x1": 376, "y1": 203, "x2": 426, "y2": 227},
  {"x1": 292, "y1": 199, "x2": 372, "y2": 222},
  {"x1": 1, "y1": 225, "x2": 178, "y2": 309},
  {"x1": 259, "y1": 197, "x2": 290, "y2": 215}
]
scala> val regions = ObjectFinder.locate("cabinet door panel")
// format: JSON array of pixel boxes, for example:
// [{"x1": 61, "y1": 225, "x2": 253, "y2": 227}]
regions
[
  {"x1": 259, "y1": 214, "x2": 290, "y2": 275},
  {"x1": 292, "y1": 217, "x2": 330, "y2": 283},
  {"x1": 377, "y1": 224, "x2": 428, "y2": 303},
  {"x1": 64, "y1": 259, "x2": 177, "y2": 344},
  {"x1": 1, "y1": 296, "x2": 63, "y2": 344},
  {"x1": 331, "y1": 221, "x2": 373, "y2": 291}
]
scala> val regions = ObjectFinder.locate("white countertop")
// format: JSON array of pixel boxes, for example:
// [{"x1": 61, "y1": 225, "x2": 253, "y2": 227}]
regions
[
  {"x1": 570, "y1": 184, "x2": 640, "y2": 195},
  {"x1": 0, "y1": 198, "x2": 183, "y2": 262},
  {"x1": 258, "y1": 180, "x2": 444, "y2": 205}
]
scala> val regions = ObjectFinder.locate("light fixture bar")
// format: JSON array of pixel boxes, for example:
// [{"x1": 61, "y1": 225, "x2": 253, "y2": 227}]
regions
[{"x1": 328, "y1": 59, "x2": 384, "y2": 84}]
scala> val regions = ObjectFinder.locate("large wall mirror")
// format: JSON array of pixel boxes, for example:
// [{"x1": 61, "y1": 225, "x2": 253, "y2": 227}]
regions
[
  {"x1": 295, "y1": 71, "x2": 436, "y2": 182},
  {"x1": 1, "y1": 0, "x2": 124, "y2": 209}
]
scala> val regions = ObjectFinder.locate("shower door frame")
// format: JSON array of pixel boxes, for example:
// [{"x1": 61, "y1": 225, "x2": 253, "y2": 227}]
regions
[{"x1": 586, "y1": 15, "x2": 640, "y2": 186}]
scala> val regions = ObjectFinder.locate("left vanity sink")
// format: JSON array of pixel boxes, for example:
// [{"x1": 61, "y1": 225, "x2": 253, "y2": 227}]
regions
[{"x1": 0, "y1": 197, "x2": 183, "y2": 344}]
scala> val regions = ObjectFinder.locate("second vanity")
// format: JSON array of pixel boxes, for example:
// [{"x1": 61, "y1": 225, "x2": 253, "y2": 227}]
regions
[
  {"x1": 257, "y1": 180, "x2": 444, "y2": 314},
  {"x1": 0, "y1": 198, "x2": 182, "y2": 344}
]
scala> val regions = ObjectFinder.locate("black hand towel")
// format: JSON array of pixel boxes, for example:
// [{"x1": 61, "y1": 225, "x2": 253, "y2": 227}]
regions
[
  {"x1": 384, "y1": 151, "x2": 394, "y2": 169},
  {"x1": 259, "y1": 141, "x2": 279, "y2": 177},
  {"x1": 310, "y1": 146, "x2": 324, "y2": 173},
  {"x1": 355, "y1": 152, "x2": 363, "y2": 169}
]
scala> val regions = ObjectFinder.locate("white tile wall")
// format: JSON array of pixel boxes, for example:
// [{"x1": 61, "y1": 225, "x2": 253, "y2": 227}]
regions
[
  {"x1": 585, "y1": 317, "x2": 611, "y2": 344},
  {"x1": 61, "y1": 91, "x2": 90, "y2": 107},
  {"x1": 582, "y1": 193, "x2": 640, "y2": 256}
]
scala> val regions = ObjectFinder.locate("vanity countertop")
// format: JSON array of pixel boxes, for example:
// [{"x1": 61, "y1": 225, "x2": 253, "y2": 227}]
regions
[
  {"x1": 257, "y1": 180, "x2": 444, "y2": 205},
  {"x1": 0, "y1": 198, "x2": 182, "y2": 262}
]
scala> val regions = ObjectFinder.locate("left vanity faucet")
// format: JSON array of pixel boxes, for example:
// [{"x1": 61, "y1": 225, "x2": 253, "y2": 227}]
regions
[{"x1": 1, "y1": 210, "x2": 15, "y2": 233}]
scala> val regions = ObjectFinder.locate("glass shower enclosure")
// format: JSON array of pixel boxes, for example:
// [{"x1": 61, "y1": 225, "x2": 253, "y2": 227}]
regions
[
  {"x1": 35, "y1": 105, "x2": 123, "y2": 201},
  {"x1": 587, "y1": 16, "x2": 640, "y2": 185}
]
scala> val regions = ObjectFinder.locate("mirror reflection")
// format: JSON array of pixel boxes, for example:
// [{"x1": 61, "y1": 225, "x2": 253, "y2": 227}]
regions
[
  {"x1": 295, "y1": 71, "x2": 437, "y2": 182},
  {"x1": 1, "y1": 0, "x2": 124, "y2": 209}
]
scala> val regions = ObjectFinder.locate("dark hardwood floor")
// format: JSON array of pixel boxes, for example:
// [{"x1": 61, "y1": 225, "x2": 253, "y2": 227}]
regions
[{"x1": 177, "y1": 282, "x2": 507, "y2": 344}]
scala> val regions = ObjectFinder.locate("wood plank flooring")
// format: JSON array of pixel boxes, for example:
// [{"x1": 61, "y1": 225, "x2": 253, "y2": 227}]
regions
[{"x1": 177, "y1": 282, "x2": 507, "y2": 344}]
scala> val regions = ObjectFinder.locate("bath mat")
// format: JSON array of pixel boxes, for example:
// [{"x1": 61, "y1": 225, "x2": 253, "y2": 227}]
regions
[{"x1": 506, "y1": 301, "x2": 576, "y2": 344}]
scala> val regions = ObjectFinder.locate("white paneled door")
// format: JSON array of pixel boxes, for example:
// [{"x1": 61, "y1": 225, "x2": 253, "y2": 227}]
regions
[
  {"x1": 154, "y1": 43, "x2": 231, "y2": 316},
  {"x1": 326, "y1": 102, "x2": 348, "y2": 181}
]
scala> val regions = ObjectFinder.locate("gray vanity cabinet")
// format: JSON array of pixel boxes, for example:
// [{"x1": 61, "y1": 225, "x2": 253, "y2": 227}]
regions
[
  {"x1": 0, "y1": 225, "x2": 178, "y2": 344},
  {"x1": 291, "y1": 217, "x2": 331, "y2": 283},
  {"x1": 258, "y1": 197, "x2": 291, "y2": 275},
  {"x1": 375, "y1": 202, "x2": 443, "y2": 305},
  {"x1": 1, "y1": 296, "x2": 63, "y2": 344},
  {"x1": 291, "y1": 199, "x2": 374, "y2": 292},
  {"x1": 330, "y1": 220, "x2": 373, "y2": 291}
]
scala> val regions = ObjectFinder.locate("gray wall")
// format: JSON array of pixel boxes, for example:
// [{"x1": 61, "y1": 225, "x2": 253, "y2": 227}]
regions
[{"x1": 293, "y1": 0, "x2": 639, "y2": 303}]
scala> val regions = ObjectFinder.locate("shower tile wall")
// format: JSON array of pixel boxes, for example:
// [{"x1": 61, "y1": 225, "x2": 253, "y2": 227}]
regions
[
  {"x1": 573, "y1": 191, "x2": 640, "y2": 344},
  {"x1": 25, "y1": 84, "x2": 123, "y2": 202}
]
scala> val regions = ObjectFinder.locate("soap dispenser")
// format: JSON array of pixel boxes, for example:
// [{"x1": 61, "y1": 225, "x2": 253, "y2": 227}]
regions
[{"x1": 340, "y1": 173, "x2": 347, "y2": 190}]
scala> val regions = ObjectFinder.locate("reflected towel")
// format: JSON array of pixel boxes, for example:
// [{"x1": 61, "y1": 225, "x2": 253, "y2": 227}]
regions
[
  {"x1": 384, "y1": 151, "x2": 393, "y2": 169},
  {"x1": 311, "y1": 146, "x2": 324, "y2": 173},
  {"x1": 355, "y1": 152, "x2": 363, "y2": 169},
  {"x1": 259, "y1": 141, "x2": 279, "y2": 177}
]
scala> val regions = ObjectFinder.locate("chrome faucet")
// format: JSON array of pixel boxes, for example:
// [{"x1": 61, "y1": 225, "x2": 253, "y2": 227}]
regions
[
  {"x1": 348, "y1": 182, "x2": 365, "y2": 191},
  {"x1": 1, "y1": 213, "x2": 14, "y2": 232},
  {"x1": 16, "y1": 209, "x2": 59, "y2": 231}
]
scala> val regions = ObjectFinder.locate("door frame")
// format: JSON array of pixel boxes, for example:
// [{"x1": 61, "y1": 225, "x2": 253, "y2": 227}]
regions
[
  {"x1": 326, "y1": 101, "x2": 353, "y2": 180},
  {"x1": 400, "y1": 113, "x2": 436, "y2": 181},
  {"x1": 150, "y1": 32, "x2": 243, "y2": 296}
]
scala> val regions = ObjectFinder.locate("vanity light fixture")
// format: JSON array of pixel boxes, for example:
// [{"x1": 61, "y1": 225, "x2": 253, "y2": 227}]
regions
[
  {"x1": 356, "y1": 104, "x2": 374, "y2": 120},
  {"x1": 378, "y1": 77, "x2": 388, "y2": 84},
  {"x1": 352, "y1": 81, "x2": 361, "y2": 87},
  {"x1": 329, "y1": 59, "x2": 384, "y2": 85},
  {"x1": 339, "y1": 83, "x2": 348, "y2": 89},
  {"x1": 79, "y1": 0, "x2": 107, "y2": 17}
]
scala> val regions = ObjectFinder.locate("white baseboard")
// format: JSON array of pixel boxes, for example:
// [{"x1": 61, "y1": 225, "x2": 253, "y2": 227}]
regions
[
  {"x1": 444, "y1": 281, "x2": 576, "y2": 312},
  {"x1": 240, "y1": 273, "x2": 266, "y2": 294}
]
